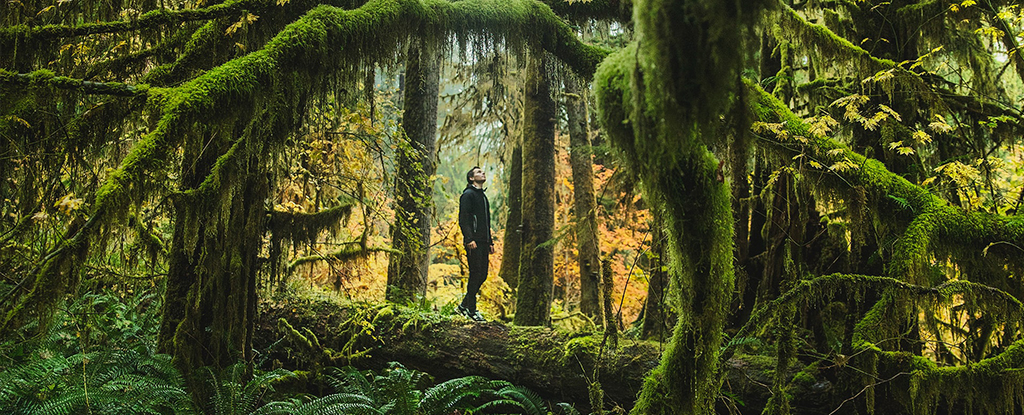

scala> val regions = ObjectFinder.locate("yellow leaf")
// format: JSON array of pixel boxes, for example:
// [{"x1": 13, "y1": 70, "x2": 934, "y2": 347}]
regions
[
  {"x1": 36, "y1": 5, "x2": 54, "y2": 16},
  {"x1": 809, "y1": 160, "x2": 823, "y2": 169},
  {"x1": 912, "y1": 130, "x2": 932, "y2": 144},
  {"x1": 878, "y1": 104, "x2": 902, "y2": 121},
  {"x1": 897, "y1": 146, "x2": 915, "y2": 155},
  {"x1": 55, "y1": 194, "x2": 83, "y2": 214},
  {"x1": 3, "y1": 115, "x2": 31, "y2": 128}
]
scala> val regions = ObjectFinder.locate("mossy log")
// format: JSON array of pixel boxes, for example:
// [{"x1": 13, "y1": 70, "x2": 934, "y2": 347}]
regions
[
  {"x1": 257, "y1": 294, "x2": 857, "y2": 413},
  {"x1": 257, "y1": 295, "x2": 658, "y2": 411}
]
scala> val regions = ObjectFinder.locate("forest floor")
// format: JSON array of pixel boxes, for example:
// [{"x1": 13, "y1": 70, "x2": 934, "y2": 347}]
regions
[{"x1": 254, "y1": 287, "x2": 830, "y2": 414}]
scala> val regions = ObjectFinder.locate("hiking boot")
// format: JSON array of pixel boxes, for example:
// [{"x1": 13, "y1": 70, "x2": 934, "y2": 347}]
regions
[
  {"x1": 470, "y1": 310, "x2": 486, "y2": 322},
  {"x1": 456, "y1": 305, "x2": 473, "y2": 319}
]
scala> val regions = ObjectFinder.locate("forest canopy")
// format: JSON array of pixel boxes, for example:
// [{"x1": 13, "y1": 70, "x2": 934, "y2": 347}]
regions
[{"x1": 4, "y1": 0, "x2": 1024, "y2": 414}]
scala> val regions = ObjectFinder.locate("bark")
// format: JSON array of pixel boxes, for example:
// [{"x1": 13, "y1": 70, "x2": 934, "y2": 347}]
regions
[
  {"x1": 565, "y1": 73, "x2": 603, "y2": 321},
  {"x1": 600, "y1": 253, "x2": 618, "y2": 341},
  {"x1": 498, "y1": 143, "x2": 523, "y2": 291},
  {"x1": 514, "y1": 50, "x2": 556, "y2": 327},
  {"x1": 386, "y1": 39, "x2": 440, "y2": 304},
  {"x1": 640, "y1": 215, "x2": 670, "y2": 340}
]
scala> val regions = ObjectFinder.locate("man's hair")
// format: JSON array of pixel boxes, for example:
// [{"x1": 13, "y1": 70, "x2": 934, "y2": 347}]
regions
[{"x1": 466, "y1": 166, "x2": 481, "y2": 185}]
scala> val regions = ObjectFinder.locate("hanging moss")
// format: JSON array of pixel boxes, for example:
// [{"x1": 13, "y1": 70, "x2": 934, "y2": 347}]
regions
[
  {"x1": 595, "y1": 1, "x2": 770, "y2": 412},
  {"x1": 748, "y1": 80, "x2": 1024, "y2": 285}
]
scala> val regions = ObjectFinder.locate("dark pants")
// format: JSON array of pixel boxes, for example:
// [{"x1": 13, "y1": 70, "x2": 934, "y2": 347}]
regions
[{"x1": 462, "y1": 245, "x2": 489, "y2": 311}]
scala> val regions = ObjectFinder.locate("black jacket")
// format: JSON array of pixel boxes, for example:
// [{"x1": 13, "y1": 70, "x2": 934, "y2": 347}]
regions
[{"x1": 459, "y1": 185, "x2": 492, "y2": 247}]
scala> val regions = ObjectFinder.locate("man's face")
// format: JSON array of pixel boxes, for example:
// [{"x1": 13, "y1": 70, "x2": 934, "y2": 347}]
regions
[{"x1": 472, "y1": 168, "x2": 486, "y2": 184}]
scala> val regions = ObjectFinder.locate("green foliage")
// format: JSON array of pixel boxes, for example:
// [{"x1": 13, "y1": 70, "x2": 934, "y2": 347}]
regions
[
  {"x1": 320, "y1": 362, "x2": 572, "y2": 415},
  {"x1": 0, "y1": 347, "x2": 193, "y2": 415},
  {"x1": 203, "y1": 363, "x2": 295, "y2": 415}
]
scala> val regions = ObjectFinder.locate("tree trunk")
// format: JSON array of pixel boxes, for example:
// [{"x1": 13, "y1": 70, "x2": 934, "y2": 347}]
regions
[
  {"x1": 640, "y1": 215, "x2": 670, "y2": 340},
  {"x1": 386, "y1": 39, "x2": 440, "y2": 304},
  {"x1": 514, "y1": 50, "x2": 556, "y2": 326},
  {"x1": 498, "y1": 143, "x2": 523, "y2": 291},
  {"x1": 566, "y1": 73, "x2": 603, "y2": 321}
]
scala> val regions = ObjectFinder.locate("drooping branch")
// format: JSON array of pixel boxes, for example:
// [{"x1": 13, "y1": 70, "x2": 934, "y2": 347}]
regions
[
  {"x1": 773, "y1": 1, "x2": 948, "y2": 106},
  {"x1": 748, "y1": 81, "x2": 1024, "y2": 283},
  {"x1": 733, "y1": 273, "x2": 1024, "y2": 344},
  {"x1": 2, "y1": 0, "x2": 609, "y2": 336}
]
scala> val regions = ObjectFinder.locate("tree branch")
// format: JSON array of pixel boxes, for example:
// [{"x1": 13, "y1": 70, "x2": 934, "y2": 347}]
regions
[{"x1": 0, "y1": 69, "x2": 149, "y2": 96}]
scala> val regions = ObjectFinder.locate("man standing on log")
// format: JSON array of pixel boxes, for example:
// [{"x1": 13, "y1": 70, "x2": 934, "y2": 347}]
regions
[{"x1": 457, "y1": 166, "x2": 493, "y2": 322}]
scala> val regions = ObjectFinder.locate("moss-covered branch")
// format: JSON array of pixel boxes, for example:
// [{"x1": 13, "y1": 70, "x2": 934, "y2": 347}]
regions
[
  {"x1": 3, "y1": 0, "x2": 609, "y2": 338},
  {"x1": 0, "y1": 0, "x2": 266, "y2": 44},
  {"x1": 270, "y1": 203, "x2": 357, "y2": 244},
  {"x1": 734, "y1": 273, "x2": 1024, "y2": 343},
  {"x1": 286, "y1": 244, "x2": 397, "y2": 271},
  {"x1": 774, "y1": 1, "x2": 945, "y2": 104},
  {"x1": 537, "y1": 0, "x2": 632, "y2": 23},
  {"x1": 0, "y1": 69, "x2": 149, "y2": 96},
  {"x1": 748, "y1": 80, "x2": 1024, "y2": 283}
]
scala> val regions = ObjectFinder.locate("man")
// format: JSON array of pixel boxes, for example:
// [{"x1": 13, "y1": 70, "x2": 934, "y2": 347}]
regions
[{"x1": 457, "y1": 166, "x2": 493, "y2": 322}]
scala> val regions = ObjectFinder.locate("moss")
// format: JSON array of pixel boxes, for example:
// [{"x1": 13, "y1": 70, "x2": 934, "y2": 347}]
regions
[{"x1": 0, "y1": 0, "x2": 263, "y2": 46}]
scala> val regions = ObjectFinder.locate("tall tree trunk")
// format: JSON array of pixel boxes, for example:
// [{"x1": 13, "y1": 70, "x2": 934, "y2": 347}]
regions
[
  {"x1": 514, "y1": 50, "x2": 556, "y2": 326},
  {"x1": 640, "y1": 214, "x2": 670, "y2": 340},
  {"x1": 499, "y1": 142, "x2": 523, "y2": 291},
  {"x1": 386, "y1": 40, "x2": 440, "y2": 303},
  {"x1": 566, "y1": 73, "x2": 603, "y2": 321}
]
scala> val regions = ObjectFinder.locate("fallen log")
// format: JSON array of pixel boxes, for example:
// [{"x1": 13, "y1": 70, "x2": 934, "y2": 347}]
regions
[
  {"x1": 254, "y1": 293, "x2": 817, "y2": 414},
  {"x1": 256, "y1": 294, "x2": 658, "y2": 412}
]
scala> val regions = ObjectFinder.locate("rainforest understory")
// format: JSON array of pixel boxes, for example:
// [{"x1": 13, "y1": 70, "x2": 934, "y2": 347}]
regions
[{"x1": 5, "y1": 0, "x2": 1024, "y2": 414}]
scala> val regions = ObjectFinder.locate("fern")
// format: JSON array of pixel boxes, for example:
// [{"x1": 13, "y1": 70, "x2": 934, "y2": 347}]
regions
[
  {"x1": 481, "y1": 385, "x2": 549, "y2": 415},
  {"x1": 556, "y1": 402, "x2": 581, "y2": 415},
  {"x1": 322, "y1": 363, "x2": 561, "y2": 415},
  {"x1": 252, "y1": 393, "x2": 382, "y2": 415},
  {"x1": 0, "y1": 346, "x2": 193, "y2": 415},
  {"x1": 419, "y1": 375, "x2": 493, "y2": 413},
  {"x1": 204, "y1": 362, "x2": 294, "y2": 415}
]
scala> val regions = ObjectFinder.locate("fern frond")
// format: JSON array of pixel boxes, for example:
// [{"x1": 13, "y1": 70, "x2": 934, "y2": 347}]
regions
[
  {"x1": 493, "y1": 385, "x2": 548, "y2": 415},
  {"x1": 556, "y1": 402, "x2": 581, "y2": 415},
  {"x1": 420, "y1": 375, "x2": 491, "y2": 414}
]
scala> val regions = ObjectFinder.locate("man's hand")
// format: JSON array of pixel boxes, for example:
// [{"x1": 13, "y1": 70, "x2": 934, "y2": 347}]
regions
[
  {"x1": 467, "y1": 241, "x2": 477, "y2": 250},
  {"x1": 490, "y1": 245, "x2": 495, "y2": 254}
]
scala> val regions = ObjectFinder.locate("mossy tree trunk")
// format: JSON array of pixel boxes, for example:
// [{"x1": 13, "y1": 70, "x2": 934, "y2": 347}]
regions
[
  {"x1": 566, "y1": 73, "x2": 603, "y2": 321},
  {"x1": 386, "y1": 39, "x2": 440, "y2": 304},
  {"x1": 499, "y1": 142, "x2": 523, "y2": 291},
  {"x1": 514, "y1": 50, "x2": 556, "y2": 327},
  {"x1": 594, "y1": 0, "x2": 767, "y2": 412}
]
